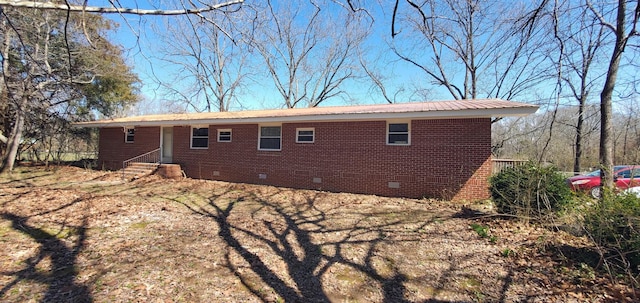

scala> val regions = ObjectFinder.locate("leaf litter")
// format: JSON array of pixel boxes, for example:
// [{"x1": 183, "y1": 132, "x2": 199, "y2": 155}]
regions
[{"x1": 0, "y1": 165, "x2": 636, "y2": 302}]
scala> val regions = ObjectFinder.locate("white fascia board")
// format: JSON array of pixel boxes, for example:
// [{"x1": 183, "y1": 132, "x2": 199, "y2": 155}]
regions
[{"x1": 74, "y1": 106, "x2": 538, "y2": 128}]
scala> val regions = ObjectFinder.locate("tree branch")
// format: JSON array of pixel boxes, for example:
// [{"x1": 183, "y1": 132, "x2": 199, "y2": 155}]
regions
[
  {"x1": 585, "y1": 0, "x2": 616, "y2": 33},
  {"x1": 0, "y1": 0, "x2": 243, "y2": 15}
]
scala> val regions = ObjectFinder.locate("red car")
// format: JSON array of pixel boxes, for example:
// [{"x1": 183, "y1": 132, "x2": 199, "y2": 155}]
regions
[{"x1": 567, "y1": 165, "x2": 640, "y2": 198}]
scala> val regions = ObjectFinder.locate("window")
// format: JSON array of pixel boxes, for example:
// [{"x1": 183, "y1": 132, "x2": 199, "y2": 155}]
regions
[
  {"x1": 259, "y1": 126, "x2": 281, "y2": 150},
  {"x1": 218, "y1": 129, "x2": 232, "y2": 142},
  {"x1": 387, "y1": 122, "x2": 410, "y2": 145},
  {"x1": 296, "y1": 128, "x2": 315, "y2": 143},
  {"x1": 618, "y1": 168, "x2": 640, "y2": 179},
  {"x1": 191, "y1": 126, "x2": 209, "y2": 148},
  {"x1": 619, "y1": 169, "x2": 632, "y2": 178},
  {"x1": 125, "y1": 127, "x2": 134, "y2": 143}
]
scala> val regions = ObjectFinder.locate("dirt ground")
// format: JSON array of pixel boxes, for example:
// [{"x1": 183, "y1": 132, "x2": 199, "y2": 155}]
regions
[{"x1": 0, "y1": 165, "x2": 636, "y2": 302}]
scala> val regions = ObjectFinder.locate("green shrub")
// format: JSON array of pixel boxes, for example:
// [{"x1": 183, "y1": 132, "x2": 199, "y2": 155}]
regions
[
  {"x1": 489, "y1": 162, "x2": 572, "y2": 220},
  {"x1": 583, "y1": 191, "x2": 640, "y2": 274}
]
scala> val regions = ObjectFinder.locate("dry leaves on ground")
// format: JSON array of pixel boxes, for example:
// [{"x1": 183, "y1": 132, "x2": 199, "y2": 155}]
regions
[{"x1": 0, "y1": 165, "x2": 636, "y2": 302}]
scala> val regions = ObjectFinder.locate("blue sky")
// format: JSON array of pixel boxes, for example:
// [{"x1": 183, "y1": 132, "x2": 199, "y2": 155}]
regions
[
  {"x1": 93, "y1": 0, "x2": 639, "y2": 115},
  {"x1": 97, "y1": 0, "x2": 421, "y2": 113}
]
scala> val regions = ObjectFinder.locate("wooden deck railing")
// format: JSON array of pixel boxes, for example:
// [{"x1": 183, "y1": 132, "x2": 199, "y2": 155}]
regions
[{"x1": 492, "y1": 158, "x2": 528, "y2": 174}]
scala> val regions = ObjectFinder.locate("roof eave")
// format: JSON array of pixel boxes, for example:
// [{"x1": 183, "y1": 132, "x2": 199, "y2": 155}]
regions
[{"x1": 74, "y1": 106, "x2": 538, "y2": 128}]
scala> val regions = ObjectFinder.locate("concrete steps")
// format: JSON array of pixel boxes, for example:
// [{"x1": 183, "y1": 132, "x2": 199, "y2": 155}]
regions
[{"x1": 122, "y1": 162, "x2": 159, "y2": 180}]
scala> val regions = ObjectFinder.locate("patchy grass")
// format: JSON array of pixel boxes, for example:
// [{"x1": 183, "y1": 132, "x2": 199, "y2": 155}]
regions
[{"x1": 0, "y1": 165, "x2": 635, "y2": 302}]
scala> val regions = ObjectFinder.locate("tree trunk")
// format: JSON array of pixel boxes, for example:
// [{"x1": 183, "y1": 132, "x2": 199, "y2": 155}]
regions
[
  {"x1": 573, "y1": 95, "x2": 585, "y2": 175},
  {"x1": 0, "y1": 100, "x2": 26, "y2": 173},
  {"x1": 599, "y1": 0, "x2": 627, "y2": 194},
  {"x1": 0, "y1": 23, "x2": 10, "y2": 163}
]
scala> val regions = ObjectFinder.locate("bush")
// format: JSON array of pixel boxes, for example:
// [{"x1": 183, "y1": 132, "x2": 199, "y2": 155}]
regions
[
  {"x1": 583, "y1": 191, "x2": 640, "y2": 275},
  {"x1": 489, "y1": 162, "x2": 572, "y2": 220}
]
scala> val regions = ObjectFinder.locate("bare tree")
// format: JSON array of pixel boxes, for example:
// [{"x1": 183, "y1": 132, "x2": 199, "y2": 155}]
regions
[
  {"x1": 616, "y1": 97, "x2": 640, "y2": 164},
  {"x1": 551, "y1": 2, "x2": 608, "y2": 174},
  {"x1": 586, "y1": 0, "x2": 640, "y2": 191},
  {"x1": 152, "y1": 10, "x2": 250, "y2": 112},
  {"x1": 251, "y1": 0, "x2": 366, "y2": 108},
  {"x1": 391, "y1": 0, "x2": 550, "y2": 101},
  {"x1": 357, "y1": 30, "x2": 411, "y2": 104},
  {"x1": 0, "y1": 0, "x2": 248, "y2": 170},
  {"x1": 492, "y1": 104, "x2": 602, "y2": 172},
  {"x1": 359, "y1": 54, "x2": 399, "y2": 104}
]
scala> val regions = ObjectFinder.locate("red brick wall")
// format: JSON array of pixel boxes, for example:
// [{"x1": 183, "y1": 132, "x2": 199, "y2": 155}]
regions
[
  {"x1": 97, "y1": 127, "x2": 160, "y2": 170},
  {"x1": 164, "y1": 118, "x2": 492, "y2": 201}
]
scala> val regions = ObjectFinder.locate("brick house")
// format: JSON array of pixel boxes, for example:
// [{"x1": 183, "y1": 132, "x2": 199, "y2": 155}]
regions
[{"x1": 77, "y1": 99, "x2": 537, "y2": 201}]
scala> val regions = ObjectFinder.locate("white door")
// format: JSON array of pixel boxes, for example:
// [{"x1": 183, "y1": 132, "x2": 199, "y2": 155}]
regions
[{"x1": 162, "y1": 127, "x2": 173, "y2": 163}]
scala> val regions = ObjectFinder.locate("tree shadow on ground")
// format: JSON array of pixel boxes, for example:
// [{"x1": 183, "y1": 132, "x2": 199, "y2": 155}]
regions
[
  {"x1": 1, "y1": 168, "x2": 531, "y2": 302},
  {"x1": 173, "y1": 186, "x2": 491, "y2": 302},
  {"x1": 0, "y1": 168, "x2": 104, "y2": 301},
  {"x1": 0, "y1": 169, "x2": 55, "y2": 188},
  {"x1": 0, "y1": 212, "x2": 92, "y2": 302}
]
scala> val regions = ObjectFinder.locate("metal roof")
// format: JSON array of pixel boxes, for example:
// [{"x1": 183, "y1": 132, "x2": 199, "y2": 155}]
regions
[{"x1": 75, "y1": 99, "x2": 538, "y2": 127}]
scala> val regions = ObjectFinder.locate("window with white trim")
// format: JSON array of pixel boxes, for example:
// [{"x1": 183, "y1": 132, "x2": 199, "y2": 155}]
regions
[
  {"x1": 218, "y1": 129, "x2": 232, "y2": 142},
  {"x1": 125, "y1": 127, "x2": 135, "y2": 143},
  {"x1": 296, "y1": 128, "x2": 315, "y2": 143},
  {"x1": 259, "y1": 126, "x2": 281, "y2": 150},
  {"x1": 191, "y1": 126, "x2": 209, "y2": 149},
  {"x1": 387, "y1": 122, "x2": 410, "y2": 145}
]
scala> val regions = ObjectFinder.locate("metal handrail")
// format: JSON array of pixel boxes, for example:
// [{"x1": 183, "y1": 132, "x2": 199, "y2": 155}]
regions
[{"x1": 122, "y1": 148, "x2": 160, "y2": 179}]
